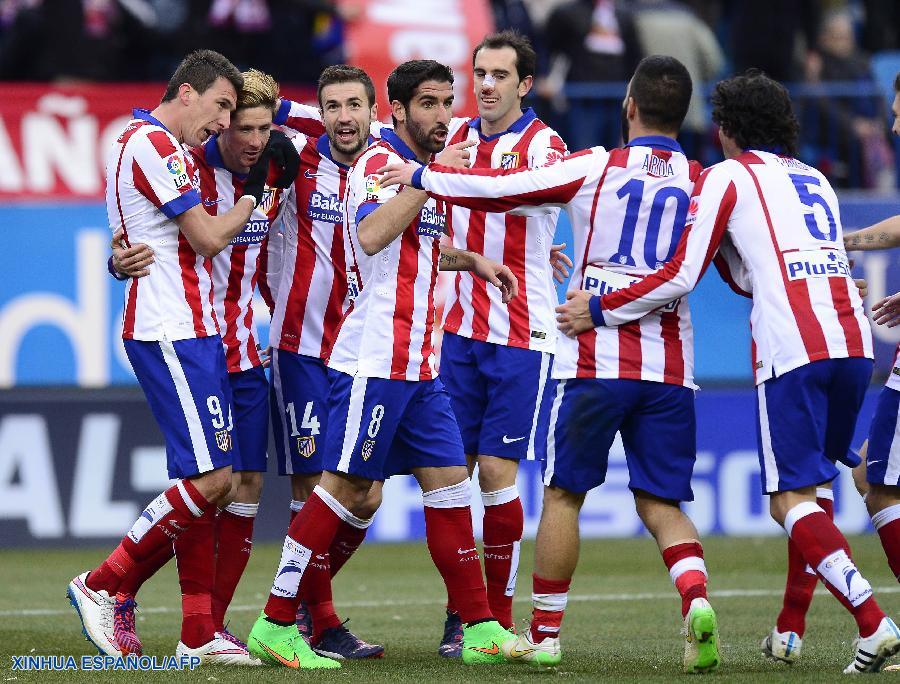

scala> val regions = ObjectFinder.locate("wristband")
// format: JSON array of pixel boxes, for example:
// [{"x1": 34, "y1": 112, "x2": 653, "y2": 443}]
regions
[
  {"x1": 238, "y1": 194, "x2": 259, "y2": 208},
  {"x1": 411, "y1": 166, "x2": 425, "y2": 190},
  {"x1": 588, "y1": 295, "x2": 606, "y2": 327},
  {"x1": 107, "y1": 255, "x2": 129, "y2": 281}
]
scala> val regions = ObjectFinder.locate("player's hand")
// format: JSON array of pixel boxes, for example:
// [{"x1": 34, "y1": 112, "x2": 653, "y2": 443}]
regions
[
  {"x1": 265, "y1": 129, "x2": 301, "y2": 188},
  {"x1": 472, "y1": 254, "x2": 518, "y2": 303},
  {"x1": 379, "y1": 162, "x2": 417, "y2": 188},
  {"x1": 434, "y1": 140, "x2": 476, "y2": 169},
  {"x1": 872, "y1": 291, "x2": 900, "y2": 327},
  {"x1": 854, "y1": 277, "x2": 868, "y2": 299},
  {"x1": 550, "y1": 243, "x2": 573, "y2": 283},
  {"x1": 258, "y1": 345, "x2": 272, "y2": 368},
  {"x1": 111, "y1": 228, "x2": 153, "y2": 278},
  {"x1": 556, "y1": 290, "x2": 595, "y2": 337}
]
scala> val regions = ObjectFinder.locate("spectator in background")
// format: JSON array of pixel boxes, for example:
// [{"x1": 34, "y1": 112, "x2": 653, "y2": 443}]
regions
[
  {"x1": 539, "y1": 0, "x2": 641, "y2": 150},
  {"x1": 860, "y1": 0, "x2": 899, "y2": 53},
  {"x1": 632, "y1": 0, "x2": 724, "y2": 163},
  {"x1": 805, "y1": 8, "x2": 894, "y2": 189}
]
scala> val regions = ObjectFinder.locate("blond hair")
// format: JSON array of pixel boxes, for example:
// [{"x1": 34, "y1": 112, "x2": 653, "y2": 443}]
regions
[{"x1": 237, "y1": 68, "x2": 280, "y2": 112}]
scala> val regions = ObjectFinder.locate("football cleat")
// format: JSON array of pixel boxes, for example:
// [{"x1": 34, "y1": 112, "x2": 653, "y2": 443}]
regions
[
  {"x1": 682, "y1": 597, "x2": 720, "y2": 674},
  {"x1": 295, "y1": 601, "x2": 312, "y2": 642},
  {"x1": 220, "y1": 625, "x2": 252, "y2": 652},
  {"x1": 461, "y1": 619, "x2": 512, "y2": 665},
  {"x1": 113, "y1": 593, "x2": 142, "y2": 657},
  {"x1": 501, "y1": 629, "x2": 561, "y2": 667},
  {"x1": 312, "y1": 621, "x2": 385, "y2": 659},
  {"x1": 176, "y1": 631, "x2": 262, "y2": 666},
  {"x1": 438, "y1": 609, "x2": 463, "y2": 658},
  {"x1": 844, "y1": 616, "x2": 900, "y2": 674},
  {"x1": 66, "y1": 571, "x2": 120, "y2": 656},
  {"x1": 761, "y1": 627, "x2": 801, "y2": 664},
  {"x1": 247, "y1": 611, "x2": 340, "y2": 669}
]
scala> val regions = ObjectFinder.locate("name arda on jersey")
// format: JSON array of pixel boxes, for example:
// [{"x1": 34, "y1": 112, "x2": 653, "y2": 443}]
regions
[
  {"x1": 642, "y1": 153, "x2": 674, "y2": 179},
  {"x1": 307, "y1": 191, "x2": 344, "y2": 224},
  {"x1": 417, "y1": 205, "x2": 446, "y2": 239}
]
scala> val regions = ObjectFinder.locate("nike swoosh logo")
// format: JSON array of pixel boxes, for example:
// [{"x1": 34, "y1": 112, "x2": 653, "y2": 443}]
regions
[
  {"x1": 868, "y1": 460, "x2": 884, "y2": 466},
  {"x1": 202, "y1": 198, "x2": 224, "y2": 206},
  {"x1": 457, "y1": 547, "x2": 476, "y2": 554},
  {"x1": 257, "y1": 641, "x2": 299, "y2": 668},
  {"x1": 469, "y1": 642, "x2": 500, "y2": 655},
  {"x1": 509, "y1": 647, "x2": 535, "y2": 658},
  {"x1": 304, "y1": 170, "x2": 319, "y2": 179},
  {"x1": 502, "y1": 435, "x2": 526, "y2": 444}
]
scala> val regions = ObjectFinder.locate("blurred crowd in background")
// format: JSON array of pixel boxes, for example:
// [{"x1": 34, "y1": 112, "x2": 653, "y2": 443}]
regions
[{"x1": 2, "y1": 0, "x2": 899, "y2": 189}]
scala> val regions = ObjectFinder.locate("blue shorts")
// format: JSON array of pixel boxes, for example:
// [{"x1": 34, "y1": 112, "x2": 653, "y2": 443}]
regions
[
  {"x1": 543, "y1": 378, "x2": 696, "y2": 501},
  {"x1": 323, "y1": 371, "x2": 467, "y2": 481},
  {"x1": 228, "y1": 366, "x2": 269, "y2": 472},
  {"x1": 440, "y1": 332, "x2": 554, "y2": 460},
  {"x1": 125, "y1": 337, "x2": 234, "y2": 480},
  {"x1": 756, "y1": 357, "x2": 872, "y2": 494},
  {"x1": 270, "y1": 349, "x2": 330, "y2": 476},
  {"x1": 866, "y1": 385, "x2": 900, "y2": 485}
]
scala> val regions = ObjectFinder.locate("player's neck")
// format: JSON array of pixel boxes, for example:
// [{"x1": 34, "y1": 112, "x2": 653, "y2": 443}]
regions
[
  {"x1": 626, "y1": 121, "x2": 677, "y2": 145},
  {"x1": 328, "y1": 142, "x2": 359, "y2": 167},
  {"x1": 150, "y1": 103, "x2": 183, "y2": 142},
  {"x1": 479, "y1": 106, "x2": 524, "y2": 137},
  {"x1": 218, "y1": 139, "x2": 249, "y2": 174},
  {"x1": 395, "y1": 127, "x2": 431, "y2": 164}
]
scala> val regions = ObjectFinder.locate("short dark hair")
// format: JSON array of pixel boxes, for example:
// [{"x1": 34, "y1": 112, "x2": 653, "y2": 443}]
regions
[
  {"x1": 162, "y1": 49, "x2": 243, "y2": 103},
  {"x1": 472, "y1": 30, "x2": 536, "y2": 82},
  {"x1": 711, "y1": 69, "x2": 800, "y2": 157},
  {"x1": 387, "y1": 60, "x2": 454, "y2": 126},
  {"x1": 894, "y1": 70, "x2": 900, "y2": 92},
  {"x1": 317, "y1": 64, "x2": 377, "y2": 108},
  {"x1": 628, "y1": 55, "x2": 692, "y2": 134}
]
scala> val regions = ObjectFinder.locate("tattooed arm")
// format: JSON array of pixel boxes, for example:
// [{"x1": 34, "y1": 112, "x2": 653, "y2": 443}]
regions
[{"x1": 844, "y1": 215, "x2": 900, "y2": 252}]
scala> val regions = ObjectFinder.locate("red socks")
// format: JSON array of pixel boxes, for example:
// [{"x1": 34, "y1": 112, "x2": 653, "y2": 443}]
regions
[
  {"x1": 330, "y1": 520, "x2": 369, "y2": 577},
  {"x1": 481, "y1": 487, "x2": 523, "y2": 630},
  {"x1": 661, "y1": 541, "x2": 708, "y2": 618},
  {"x1": 175, "y1": 507, "x2": 217, "y2": 647},
  {"x1": 785, "y1": 501, "x2": 884, "y2": 637},
  {"x1": 872, "y1": 503, "x2": 900, "y2": 582},
  {"x1": 87, "y1": 480, "x2": 212, "y2": 595},
  {"x1": 423, "y1": 481, "x2": 492, "y2": 624},
  {"x1": 530, "y1": 574, "x2": 570, "y2": 643},
  {"x1": 116, "y1": 543, "x2": 175, "y2": 597},
  {"x1": 211, "y1": 502, "x2": 257, "y2": 631}
]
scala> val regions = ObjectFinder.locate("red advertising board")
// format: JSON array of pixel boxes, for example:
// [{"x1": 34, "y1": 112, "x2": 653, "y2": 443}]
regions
[
  {"x1": 343, "y1": 0, "x2": 494, "y2": 122},
  {"x1": 0, "y1": 82, "x2": 315, "y2": 200}
]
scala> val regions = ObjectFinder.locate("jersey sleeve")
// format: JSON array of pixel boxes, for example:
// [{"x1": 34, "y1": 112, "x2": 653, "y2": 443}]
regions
[
  {"x1": 527, "y1": 130, "x2": 568, "y2": 168},
  {"x1": 130, "y1": 131, "x2": 200, "y2": 219},
  {"x1": 274, "y1": 99, "x2": 326, "y2": 137},
  {"x1": 354, "y1": 150, "x2": 403, "y2": 226},
  {"x1": 415, "y1": 147, "x2": 605, "y2": 214},
  {"x1": 713, "y1": 232, "x2": 752, "y2": 298},
  {"x1": 597, "y1": 164, "x2": 738, "y2": 326}
]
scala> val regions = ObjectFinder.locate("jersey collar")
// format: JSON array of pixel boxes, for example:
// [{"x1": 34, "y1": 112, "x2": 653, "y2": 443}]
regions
[
  {"x1": 381, "y1": 128, "x2": 425, "y2": 163},
  {"x1": 133, "y1": 108, "x2": 172, "y2": 134},
  {"x1": 625, "y1": 135, "x2": 683, "y2": 153},
  {"x1": 469, "y1": 107, "x2": 537, "y2": 141}
]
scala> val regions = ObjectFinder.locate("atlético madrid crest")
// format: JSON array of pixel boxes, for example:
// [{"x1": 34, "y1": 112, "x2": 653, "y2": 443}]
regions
[
  {"x1": 500, "y1": 152, "x2": 520, "y2": 170},
  {"x1": 214, "y1": 429, "x2": 231, "y2": 452},
  {"x1": 297, "y1": 436, "x2": 316, "y2": 459},
  {"x1": 361, "y1": 439, "x2": 376, "y2": 461}
]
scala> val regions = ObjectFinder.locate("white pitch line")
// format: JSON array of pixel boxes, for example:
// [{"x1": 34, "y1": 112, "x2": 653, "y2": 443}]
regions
[{"x1": 5, "y1": 585, "x2": 900, "y2": 618}]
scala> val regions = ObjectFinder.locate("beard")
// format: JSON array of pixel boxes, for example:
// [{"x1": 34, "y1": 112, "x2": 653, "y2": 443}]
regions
[
  {"x1": 407, "y1": 115, "x2": 448, "y2": 154},
  {"x1": 620, "y1": 103, "x2": 630, "y2": 144},
  {"x1": 329, "y1": 128, "x2": 367, "y2": 156}
]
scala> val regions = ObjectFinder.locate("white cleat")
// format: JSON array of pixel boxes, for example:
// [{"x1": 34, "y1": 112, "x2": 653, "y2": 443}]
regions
[
  {"x1": 66, "y1": 571, "x2": 120, "y2": 656},
  {"x1": 176, "y1": 632, "x2": 262, "y2": 666},
  {"x1": 761, "y1": 627, "x2": 802, "y2": 664},
  {"x1": 500, "y1": 629, "x2": 561, "y2": 667},
  {"x1": 844, "y1": 616, "x2": 900, "y2": 674}
]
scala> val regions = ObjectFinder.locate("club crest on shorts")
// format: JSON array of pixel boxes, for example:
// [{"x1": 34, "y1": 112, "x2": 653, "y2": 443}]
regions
[
  {"x1": 297, "y1": 435, "x2": 316, "y2": 458},
  {"x1": 361, "y1": 439, "x2": 375, "y2": 461},
  {"x1": 214, "y1": 429, "x2": 231, "y2": 452},
  {"x1": 500, "y1": 152, "x2": 520, "y2": 170}
]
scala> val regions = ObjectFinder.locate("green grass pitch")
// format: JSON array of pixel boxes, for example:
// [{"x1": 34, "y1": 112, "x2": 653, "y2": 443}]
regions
[{"x1": 3, "y1": 535, "x2": 900, "y2": 682}]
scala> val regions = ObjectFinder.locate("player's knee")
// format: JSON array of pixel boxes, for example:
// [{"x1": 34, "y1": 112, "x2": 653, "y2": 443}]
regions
[
  {"x1": 633, "y1": 490, "x2": 681, "y2": 528},
  {"x1": 236, "y1": 471, "x2": 263, "y2": 502},
  {"x1": 867, "y1": 483, "x2": 900, "y2": 515},
  {"x1": 291, "y1": 473, "x2": 320, "y2": 502},
  {"x1": 192, "y1": 467, "x2": 233, "y2": 504},
  {"x1": 354, "y1": 485, "x2": 383, "y2": 520},
  {"x1": 542, "y1": 484, "x2": 583, "y2": 511},
  {"x1": 476, "y1": 455, "x2": 517, "y2": 491}
]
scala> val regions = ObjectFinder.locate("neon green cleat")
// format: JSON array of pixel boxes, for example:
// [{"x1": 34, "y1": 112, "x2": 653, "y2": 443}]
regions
[
  {"x1": 461, "y1": 620, "x2": 513, "y2": 665},
  {"x1": 247, "y1": 612, "x2": 340, "y2": 669},
  {"x1": 501, "y1": 629, "x2": 561, "y2": 667},
  {"x1": 683, "y1": 598, "x2": 721, "y2": 674}
]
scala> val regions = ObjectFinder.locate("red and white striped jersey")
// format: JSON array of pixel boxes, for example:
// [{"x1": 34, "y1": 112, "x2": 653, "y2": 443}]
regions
[
  {"x1": 417, "y1": 136, "x2": 701, "y2": 387},
  {"x1": 192, "y1": 136, "x2": 290, "y2": 372},
  {"x1": 887, "y1": 346, "x2": 900, "y2": 392},
  {"x1": 107, "y1": 109, "x2": 217, "y2": 342},
  {"x1": 268, "y1": 133, "x2": 361, "y2": 360},
  {"x1": 442, "y1": 109, "x2": 566, "y2": 352},
  {"x1": 328, "y1": 129, "x2": 445, "y2": 381},
  {"x1": 598, "y1": 150, "x2": 873, "y2": 384}
]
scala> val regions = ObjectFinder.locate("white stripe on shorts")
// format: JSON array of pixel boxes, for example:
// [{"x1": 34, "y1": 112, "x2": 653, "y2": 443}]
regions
[
  {"x1": 884, "y1": 404, "x2": 900, "y2": 486},
  {"x1": 337, "y1": 375, "x2": 369, "y2": 473},
  {"x1": 757, "y1": 383, "x2": 779, "y2": 493},
  {"x1": 271, "y1": 351, "x2": 294, "y2": 475},
  {"x1": 526, "y1": 351, "x2": 552, "y2": 460},
  {"x1": 160, "y1": 340, "x2": 213, "y2": 473},
  {"x1": 543, "y1": 380, "x2": 566, "y2": 486}
]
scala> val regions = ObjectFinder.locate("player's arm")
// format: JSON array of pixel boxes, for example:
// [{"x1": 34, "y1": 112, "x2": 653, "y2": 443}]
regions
[
  {"x1": 439, "y1": 246, "x2": 518, "y2": 303},
  {"x1": 712, "y1": 233, "x2": 752, "y2": 298},
  {"x1": 109, "y1": 228, "x2": 154, "y2": 279},
  {"x1": 274, "y1": 98, "x2": 326, "y2": 137},
  {"x1": 379, "y1": 147, "x2": 601, "y2": 214},
  {"x1": 844, "y1": 215, "x2": 900, "y2": 251}
]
